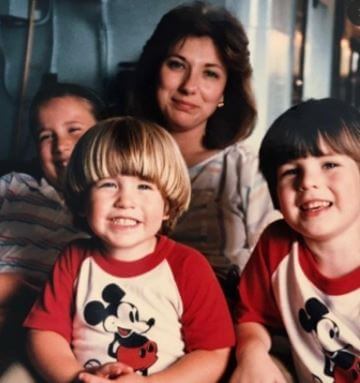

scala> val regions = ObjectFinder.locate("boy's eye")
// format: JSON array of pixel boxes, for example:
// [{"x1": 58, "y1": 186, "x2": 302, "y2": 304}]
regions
[
  {"x1": 68, "y1": 126, "x2": 82, "y2": 134},
  {"x1": 323, "y1": 162, "x2": 338, "y2": 170},
  {"x1": 279, "y1": 167, "x2": 299, "y2": 178},
  {"x1": 38, "y1": 132, "x2": 52, "y2": 142},
  {"x1": 97, "y1": 180, "x2": 117, "y2": 189},
  {"x1": 138, "y1": 183, "x2": 153, "y2": 190}
]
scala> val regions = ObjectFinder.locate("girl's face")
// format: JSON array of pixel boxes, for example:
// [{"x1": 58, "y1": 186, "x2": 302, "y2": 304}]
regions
[
  {"x1": 37, "y1": 96, "x2": 96, "y2": 190},
  {"x1": 276, "y1": 139, "x2": 360, "y2": 245},
  {"x1": 156, "y1": 36, "x2": 227, "y2": 136}
]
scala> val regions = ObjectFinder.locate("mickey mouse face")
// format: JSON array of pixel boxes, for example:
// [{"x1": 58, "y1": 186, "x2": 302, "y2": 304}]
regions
[
  {"x1": 316, "y1": 317, "x2": 340, "y2": 352},
  {"x1": 104, "y1": 302, "x2": 153, "y2": 336},
  {"x1": 104, "y1": 302, "x2": 137, "y2": 336}
]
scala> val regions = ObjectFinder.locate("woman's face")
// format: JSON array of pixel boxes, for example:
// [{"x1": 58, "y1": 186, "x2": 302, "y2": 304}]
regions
[{"x1": 156, "y1": 36, "x2": 227, "y2": 135}]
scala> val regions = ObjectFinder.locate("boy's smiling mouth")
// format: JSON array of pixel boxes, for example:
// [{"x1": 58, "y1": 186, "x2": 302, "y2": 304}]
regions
[
  {"x1": 110, "y1": 217, "x2": 140, "y2": 227},
  {"x1": 55, "y1": 159, "x2": 69, "y2": 170},
  {"x1": 300, "y1": 200, "x2": 332, "y2": 212}
]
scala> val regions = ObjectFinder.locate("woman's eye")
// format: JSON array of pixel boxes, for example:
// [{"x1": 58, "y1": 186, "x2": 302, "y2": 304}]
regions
[
  {"x1": 166, "y1": 58, "x2": 185, "y2": 70},
  {"x1": 204, "y1": 69, "x2": 220, "y2": 79}
]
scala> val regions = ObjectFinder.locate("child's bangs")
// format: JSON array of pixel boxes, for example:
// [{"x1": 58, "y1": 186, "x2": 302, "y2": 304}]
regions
[
  {"x1": 85, "y1": 131, "x2": 165, "y2": 187},
  {"x1": 272, "y1": 118, "x2": 360, "y2": 167},
  {"x1": 272, "y1": 127, "x2": 324, "y2": 168},
  {"x1": 320, "y1": 125, "x2": 360, "y2": 163}
]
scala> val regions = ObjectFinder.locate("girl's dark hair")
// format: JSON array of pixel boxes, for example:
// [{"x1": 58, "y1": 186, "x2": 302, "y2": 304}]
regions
[
  {"x1": 129, "y1": 1, "x2": 256, "y2": 149},
  {"x1": 260, "y1": 98, "x2": 360, "y2": 208},
  {"x1": 29, "y1": 82, "x2": 105, "y2": 137}
]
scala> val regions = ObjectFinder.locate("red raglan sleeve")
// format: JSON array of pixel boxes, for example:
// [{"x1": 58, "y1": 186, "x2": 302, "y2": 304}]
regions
[
  {"x1": 236, "y1": 220, "x2": 290, "y2": 329},
  {"x1": 23, "y1": 241, "x2": 85, "y2": 343},
  {"x1": 168, "y1": 243, "x2": 235, "y2": 352}
]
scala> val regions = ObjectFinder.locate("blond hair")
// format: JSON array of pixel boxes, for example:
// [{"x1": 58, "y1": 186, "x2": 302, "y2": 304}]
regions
[{"x1": 65, "y1": 116, "x2": 191, "y2": 232}]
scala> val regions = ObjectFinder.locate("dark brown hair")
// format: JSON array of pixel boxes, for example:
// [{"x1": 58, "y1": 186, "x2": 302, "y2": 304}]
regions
[
  {"x1": 30, "y1": 82, "x2": 105, "y2": 138},
  {"x1": 260, "y1": 98, "x2": 360, "y2": 208},
  {"x1": 129, "y1": 1, "x2": 256, "y2": 149}
]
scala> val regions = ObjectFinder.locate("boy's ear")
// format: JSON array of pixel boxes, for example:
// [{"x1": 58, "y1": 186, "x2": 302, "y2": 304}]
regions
[{"x1": 162, "y1": 202, "x2": 170, "y2": 221}]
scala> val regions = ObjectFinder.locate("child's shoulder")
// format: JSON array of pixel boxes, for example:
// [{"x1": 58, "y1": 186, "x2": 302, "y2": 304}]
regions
[
  {"x1": 258, "y1": 219, "x2": 299, "y2": 257},
  {"x1": 263, "y1": 218, "x2": 296, "y2": 239},
  {"x1": 162, "y1": 236, "x2": 213, "y2": 270},
  {"x1": 59, "y1": 237, "x2": 99, "y2": 262},
  {"x1": 164, "y1": 235, "x2": 206, "y2": 257},
  {"x1": 67, "y1": 236, "x2": 95, "y2": 247}
]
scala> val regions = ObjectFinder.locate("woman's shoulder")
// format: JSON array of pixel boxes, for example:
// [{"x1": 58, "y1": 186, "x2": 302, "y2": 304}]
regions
[
  {"x1": 220, "y1": 142, "x2": 264, "y2": 186},
  {"x1": 224, "y1": 142, "x2": 259, "y2": 165}
]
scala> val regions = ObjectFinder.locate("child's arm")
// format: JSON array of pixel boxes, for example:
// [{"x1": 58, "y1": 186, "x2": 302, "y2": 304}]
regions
[
  {"x1": 230, "y1": 322, "x2": 287, "y2": 383},
  {"x1": 27, "y1": 329, "x2": 84, "y2": 383},
  {"x1": 78, "y1": 348, "x2": 230, "y2": 383}
]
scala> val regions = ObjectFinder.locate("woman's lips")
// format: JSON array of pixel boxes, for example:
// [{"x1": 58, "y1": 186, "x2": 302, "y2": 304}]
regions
[{"x1": 172, "y1": 98, "x2": 198, "y2": 111}]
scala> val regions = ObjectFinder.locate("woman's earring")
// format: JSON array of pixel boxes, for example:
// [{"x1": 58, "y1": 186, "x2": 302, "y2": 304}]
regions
[{"x1": 217, "y1": 98, "x2": 224, "y2": 108}]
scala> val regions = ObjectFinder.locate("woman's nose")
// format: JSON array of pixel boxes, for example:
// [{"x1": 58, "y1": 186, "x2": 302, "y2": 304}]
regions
[{"x1": 179, "y1": 69, "x2": 198, "y2": 95}]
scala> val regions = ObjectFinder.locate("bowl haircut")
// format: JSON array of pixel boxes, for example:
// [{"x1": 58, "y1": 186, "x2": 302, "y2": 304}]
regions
[
  {"x1": 259, "y1": 98, "x2": 360, "y2": 208},
  {"x1": 65, "y1": 116, "x2": 191, "y2": 233}
]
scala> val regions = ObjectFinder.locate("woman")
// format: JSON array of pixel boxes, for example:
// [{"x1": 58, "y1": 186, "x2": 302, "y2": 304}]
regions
[{"x1": 129, "y1": 1, "x2": 279, "y2": 298}]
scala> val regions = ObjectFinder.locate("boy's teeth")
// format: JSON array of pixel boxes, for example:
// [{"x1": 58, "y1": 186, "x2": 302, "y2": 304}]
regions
[
  {"x1": 112, "y1": 218, "x2": 138, "y2": 226},
  {"x1": 301, "y1": 201, "x2": 331, "y2": 210}
]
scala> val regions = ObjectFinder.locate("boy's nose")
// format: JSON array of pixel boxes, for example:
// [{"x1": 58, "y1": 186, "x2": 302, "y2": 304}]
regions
[
  {"x1": 53, "y1": 135, "x2": 71, "y2": 155},
  {"x1": 114, "y1": 190, "x2": 135, "y2": 208},
  {"x1": 297, "y1": 169, "x2": 319, "y2": 191}
]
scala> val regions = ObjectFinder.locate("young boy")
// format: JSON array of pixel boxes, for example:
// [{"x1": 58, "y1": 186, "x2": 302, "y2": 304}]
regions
[
  {"x1": 230, "y1": 98, "x2": 360, "y2": 383},
  {"x1": 0, "y1": 82, "x2": 104, "y2": 296},
  {"x1": 24, "y1": 117, "x2": 235, "y2": 383},
  {"x1": 0, "y1": 82, "x2": 104, "y2": 382}
]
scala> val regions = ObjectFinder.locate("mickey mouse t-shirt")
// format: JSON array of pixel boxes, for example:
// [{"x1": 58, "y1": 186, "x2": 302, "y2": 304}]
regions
[
  {"x1": 25, "y1": 236, "x2": 235, "y2": 375},
  {"x1": 237, "y1": 220, "x2": 360, "y2": 383}
]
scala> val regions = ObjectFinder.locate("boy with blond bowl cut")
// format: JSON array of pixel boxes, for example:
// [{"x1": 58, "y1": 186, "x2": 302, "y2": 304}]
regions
[
  {"x1": 231, "y1": 98, "x2": 360, "y2": 383},
  {"x1": 25, "y1": 117, "x2": 235, "y2": 383}
]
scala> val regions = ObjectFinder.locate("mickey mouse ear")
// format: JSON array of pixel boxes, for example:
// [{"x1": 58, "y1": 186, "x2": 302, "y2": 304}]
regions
[
  {"x1": 84, "y1": 301, "x2": 106, "y2": 326},
  {"x1": 102, "y1": 283, "x2": 125, "y2": 303}
]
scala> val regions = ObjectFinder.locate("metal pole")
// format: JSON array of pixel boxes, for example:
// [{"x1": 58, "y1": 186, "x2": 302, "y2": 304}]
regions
[{"x1": 12, "y1": 0, "x2": 37, "y2": 160}]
